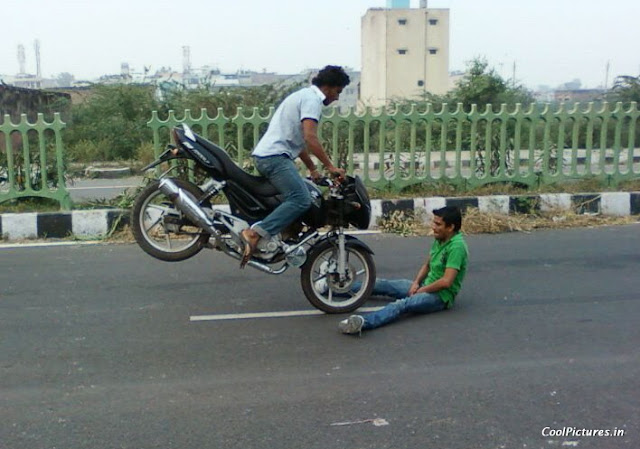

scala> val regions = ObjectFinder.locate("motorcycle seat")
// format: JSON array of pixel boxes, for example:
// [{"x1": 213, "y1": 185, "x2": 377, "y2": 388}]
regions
[{"x1": 195, "y1": 136, "x2": 280, "y2": 197}]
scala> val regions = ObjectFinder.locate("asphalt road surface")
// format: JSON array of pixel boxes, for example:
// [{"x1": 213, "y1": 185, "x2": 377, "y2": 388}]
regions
[
  {"x1": 67, "y1": 177, "x2": 144, "y2": 202},
  {"x1": 1, "y1": 226, "x2": 639, "y2": 449}
]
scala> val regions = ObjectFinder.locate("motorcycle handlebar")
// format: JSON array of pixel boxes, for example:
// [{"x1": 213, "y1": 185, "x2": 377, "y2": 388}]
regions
[{"x1": 307, "y1": 176, "x2": 333, "y2": 187}]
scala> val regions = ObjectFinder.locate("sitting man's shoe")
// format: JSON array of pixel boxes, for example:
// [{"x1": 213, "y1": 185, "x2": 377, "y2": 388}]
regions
[
  {"x1": 239, "y1": 228, "x2": 260, "y2": 269},
  {"x1": 314, "y1": 278, "x2": 328, "y2": 295},
  {"x1": 338, "y1": 315, "x2": 365, "y2": 335}
]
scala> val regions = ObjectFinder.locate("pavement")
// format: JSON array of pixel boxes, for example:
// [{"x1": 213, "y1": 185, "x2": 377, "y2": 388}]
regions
[{"x1": 1, "y1": 228, "x2": 639, "y2": 449}]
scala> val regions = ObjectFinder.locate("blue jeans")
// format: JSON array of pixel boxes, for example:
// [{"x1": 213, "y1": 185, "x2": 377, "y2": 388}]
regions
[
  {"x1": 358, "y1": 278, "x2": 447, "y2": 330},
  {"x1": 253, "y1": 155, "x2": 311, "y2": 238}
]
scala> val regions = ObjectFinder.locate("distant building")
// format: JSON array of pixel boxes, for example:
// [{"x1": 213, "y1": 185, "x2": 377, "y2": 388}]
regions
[
  {"x1": 1, "y1": 74, "x2": 57, "y2": 90},
  {"x1": 533, "y1": 89, "x2": 555, "y2": 103},
  {"x1": 448, "y1": 70, "x2": 465, "y2": 91},
  {"x1": 360, "y1": 1, "x2": 450, "y2": 107},
  {"x1": 554, "y1": 89, "x2": 605, "y2": 103},
  {"x1": 335, "y1": 71, "x2": 361, "y2": 111}
]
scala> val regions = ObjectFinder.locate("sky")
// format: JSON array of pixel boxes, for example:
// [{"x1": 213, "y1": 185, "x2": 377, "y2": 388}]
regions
[{"x1": 2, "y1": 0, "x2": 639, "y2": 90}]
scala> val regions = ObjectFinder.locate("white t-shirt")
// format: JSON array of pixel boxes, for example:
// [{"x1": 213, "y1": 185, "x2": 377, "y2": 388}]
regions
[{"x1": 252, "y1": 85, "x2": 325, "y2": 159}]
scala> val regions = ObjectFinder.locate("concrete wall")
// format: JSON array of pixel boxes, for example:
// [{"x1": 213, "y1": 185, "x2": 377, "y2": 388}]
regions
[{"x1": 0, "y1": 85, "x2": 71, "y2": 124}]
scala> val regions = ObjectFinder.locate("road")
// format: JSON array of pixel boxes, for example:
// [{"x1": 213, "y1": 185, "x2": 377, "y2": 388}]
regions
[
  {"x1": 1, "y1": 227, "x2": 639, "y2": 449},
  {"x1": 67, "y1": 176, "x2": 144, "y2": 202}
]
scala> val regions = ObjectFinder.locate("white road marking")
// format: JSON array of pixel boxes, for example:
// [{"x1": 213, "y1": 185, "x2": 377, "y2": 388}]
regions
[
  {"x1": 340, "y1": 229, "x2": 381, "y2": 235},
  {"x1": 67, "y1": 185, "x2": 139, "y2": 190},
  {"x1": 0, "y1": 240, "x2": 103, "y2": 249},
  {"x1": 190, "y1": 306, "x2": 383, "y2": 322}
]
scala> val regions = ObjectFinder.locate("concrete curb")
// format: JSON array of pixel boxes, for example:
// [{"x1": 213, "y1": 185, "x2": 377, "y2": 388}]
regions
[
  {"x1": 1, "y1": 192, "x2": 639, "y2": 241},
  {"x1": 84, "y1": 166, "x2": 132, "y2": 178}
]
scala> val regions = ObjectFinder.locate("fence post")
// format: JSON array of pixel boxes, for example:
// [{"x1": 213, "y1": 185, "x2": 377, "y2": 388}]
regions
[{"x1": 0, "y1": 112, "x2": 72, "y2": 210}]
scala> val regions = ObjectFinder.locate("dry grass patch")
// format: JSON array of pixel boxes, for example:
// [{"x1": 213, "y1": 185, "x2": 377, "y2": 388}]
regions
[
  {"x1": 103, "y1": 224, "x2": 136, "y2": 243},
  {"x1": 380, "y1": 208, "x2": 638, "y2": 237}
]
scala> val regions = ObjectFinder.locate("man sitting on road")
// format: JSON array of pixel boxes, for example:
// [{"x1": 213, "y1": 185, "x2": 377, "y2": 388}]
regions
[{"x1": 339, "y1": 206, "x2": 469, "y2": 335}]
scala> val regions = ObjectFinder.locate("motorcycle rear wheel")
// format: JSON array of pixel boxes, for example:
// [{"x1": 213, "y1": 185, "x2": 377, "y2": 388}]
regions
[
  {"x1": 131, "y1": 179, "x2": 210, "y2": 262},
  {"x1": 301, "y1": 240, "x2": 375, "y2": 314}
]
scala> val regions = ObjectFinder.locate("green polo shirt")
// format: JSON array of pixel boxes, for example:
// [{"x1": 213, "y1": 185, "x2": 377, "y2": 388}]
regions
[{"x1": 422, "y1": 232, "x2": 468, "y2": 308}]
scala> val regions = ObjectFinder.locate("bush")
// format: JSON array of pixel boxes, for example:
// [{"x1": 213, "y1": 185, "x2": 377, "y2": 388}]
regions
[{"x1": 64, "y1": 85, "x2": 156, "y2": 161}]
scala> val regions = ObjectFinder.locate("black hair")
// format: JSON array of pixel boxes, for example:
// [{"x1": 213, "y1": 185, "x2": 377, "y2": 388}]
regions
[
  {"x1": 312, "y1": 65, "x2": 350, "y2": 88},
  {"x1": 433, "y1": 206, "x2": 462, "y2": 232}
]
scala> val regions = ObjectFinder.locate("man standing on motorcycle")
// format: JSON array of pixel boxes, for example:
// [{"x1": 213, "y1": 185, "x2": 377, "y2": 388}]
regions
[{"x1": 239, "y1": 65, "x2": 349, "y2": 268}]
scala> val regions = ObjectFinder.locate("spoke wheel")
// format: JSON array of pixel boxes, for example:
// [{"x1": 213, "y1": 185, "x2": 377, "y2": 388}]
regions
[
  {"x1": 131, "y1": 179, "x2": 210, "y2": 262},
  {"x1": 301, "y1": 240, "x2": 375, "y2": 314}
]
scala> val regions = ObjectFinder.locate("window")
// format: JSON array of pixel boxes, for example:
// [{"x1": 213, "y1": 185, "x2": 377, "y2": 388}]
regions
[
  {"x1": 397, "y1": 49, "x2": 408, "y2": 55},
  {"x1": 428, "y1": 48, "x2": 438, "y2": 55},
  {"x1": 417, "y1": 80, "x2": 424, "y2": 87},
  {"x1": 398, "y1": 19, "x2": 407, "y2": 25},
  {"x1": 429, "y1": 19, "x2": 438, "y2": 25}
]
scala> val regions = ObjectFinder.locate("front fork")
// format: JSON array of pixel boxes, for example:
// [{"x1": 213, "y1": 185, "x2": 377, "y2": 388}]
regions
[{"x1": 337, "y1": 228, "x2": 348, "y2": 282}]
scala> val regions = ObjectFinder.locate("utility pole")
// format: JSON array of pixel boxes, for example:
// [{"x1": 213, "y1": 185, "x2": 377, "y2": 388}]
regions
[
  {"x1": 17, "y1": 44, "x2": 26, "y2": 74},
  {"x1": 182, "y1": 46, "x2": 192, "y2": 77},
  {"x1": 604, "y1": 60, "x2": 610, "y2": 90},
  {"x1": 34, "y1": 40, "x2": 42, "y2": 80}
]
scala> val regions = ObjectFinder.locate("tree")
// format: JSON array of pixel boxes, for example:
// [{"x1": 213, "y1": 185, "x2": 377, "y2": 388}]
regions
[
  {"x1": 159, "y1": 81, "x2": 304, "y2": 118},
  {"x1": 446, "y1": 58, "x2": 534, "y2": 110},
  {"x1": 442, "y1": 58, "x2": 535, "y2": 176},
  {"x1": 56, "y1": 73, "x2": 75, "y2": 88},
  {"x1": 65, "y1": 84, "x2": 156, "y2": 161},
  {"x1": 609, "y1": 74, "x2": 640, "y2": 104}
]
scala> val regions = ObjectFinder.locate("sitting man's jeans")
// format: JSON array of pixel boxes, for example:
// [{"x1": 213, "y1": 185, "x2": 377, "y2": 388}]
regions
[
  {"x1": 253, "y1": 155, "x2": 312, "y2": 238},
  {"x1": 356, "y1": 278, "x2": 447, "y2": 330}
]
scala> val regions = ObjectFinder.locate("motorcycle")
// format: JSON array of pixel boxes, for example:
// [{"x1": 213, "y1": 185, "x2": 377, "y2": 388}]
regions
[{"x1": 131, "y1": 124, "x2": 376, "y2": 313}]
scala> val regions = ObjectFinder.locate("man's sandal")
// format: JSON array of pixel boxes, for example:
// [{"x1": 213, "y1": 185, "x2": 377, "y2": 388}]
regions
[{"x1": 239, "y1": 229, "x2": 257, "y2": 269}]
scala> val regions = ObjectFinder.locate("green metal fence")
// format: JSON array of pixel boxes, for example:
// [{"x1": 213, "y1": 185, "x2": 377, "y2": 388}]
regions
[
  {"x1": 148, "y1": 101, "x2": 640, "y2": 192},
  {"x1": 0, "y1": 113, "x2": 72, "y2": 209}
]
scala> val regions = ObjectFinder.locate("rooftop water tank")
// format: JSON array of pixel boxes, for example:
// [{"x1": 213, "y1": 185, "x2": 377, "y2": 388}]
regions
[{"x1": 386, "y1": 0, "x2": 410, "y2": 8}]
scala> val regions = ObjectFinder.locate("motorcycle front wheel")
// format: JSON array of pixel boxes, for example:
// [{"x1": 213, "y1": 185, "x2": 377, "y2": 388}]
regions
[
  {"x1": 300, "y1": 240, "x2": 375, "y2": 314},
  {"x1": 131, "y1": 179, "x2": 210, "y2": 262}
]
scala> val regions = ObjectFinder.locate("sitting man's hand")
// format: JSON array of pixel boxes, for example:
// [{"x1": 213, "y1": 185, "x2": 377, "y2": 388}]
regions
[{"x1": 408, "y1": 281, "x2": 420, "y2": 296}]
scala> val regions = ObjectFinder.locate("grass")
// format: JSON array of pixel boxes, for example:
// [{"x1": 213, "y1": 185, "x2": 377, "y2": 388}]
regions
[
  {"x1": 378, "y1": 208, "x2": 638, "y2": 237},
  {"x1": 368, "y1": 178, "x2": 640, "y2": 200},
  {"x1": 0, "y1": 198, "x2": 62, "y2": 213}
]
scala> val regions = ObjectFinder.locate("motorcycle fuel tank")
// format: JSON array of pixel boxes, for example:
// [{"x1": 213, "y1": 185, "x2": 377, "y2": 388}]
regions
[{"x1": 301, "y1": 180, "x2": 327, "y2": 229}]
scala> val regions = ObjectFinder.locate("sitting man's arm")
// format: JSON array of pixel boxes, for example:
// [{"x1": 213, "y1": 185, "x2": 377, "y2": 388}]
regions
[
  {"x1": 415, "y1": 244, "x2": 466, "y2": 295},
  {"x1": 409, "y1": 256, "x2": 430, "y2": 296},
  {"x1": 415, "y1": 268, "x2": 459, "y2": 295}
]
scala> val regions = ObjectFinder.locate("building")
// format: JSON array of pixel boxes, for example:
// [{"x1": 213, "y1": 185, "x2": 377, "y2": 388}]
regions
[
  {"x1": 360, "y1": 0, "x2": 450, "y2": 107},
  {"x1": 335, "y1": 71, "x2": 361, "y2": 112},
  {"x1": 553, "y1": 89, "x2": 605, "y2": 104}
]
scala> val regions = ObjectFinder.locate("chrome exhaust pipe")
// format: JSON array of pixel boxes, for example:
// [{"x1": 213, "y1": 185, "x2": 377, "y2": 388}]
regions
[
  {"x1": 224, "y1": 248, "x2": 289, "y2": 275},
  {"x1": 158, "y1": 178, "x2": 220, "y2": 236}
]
